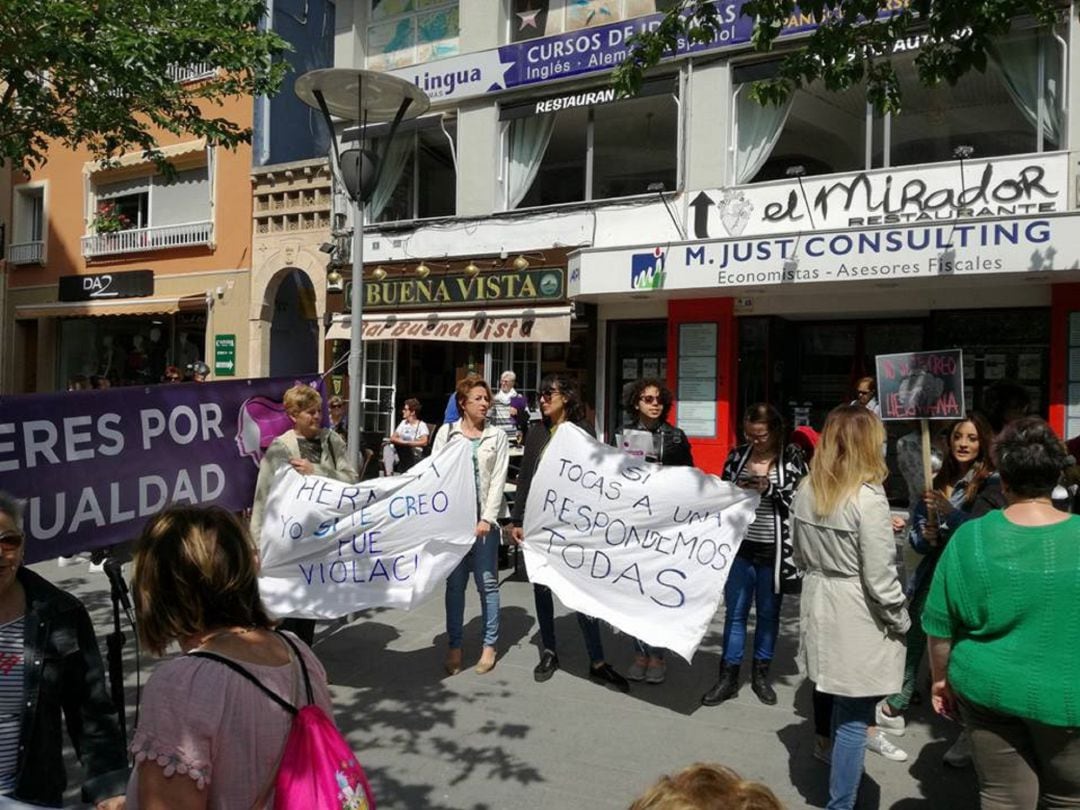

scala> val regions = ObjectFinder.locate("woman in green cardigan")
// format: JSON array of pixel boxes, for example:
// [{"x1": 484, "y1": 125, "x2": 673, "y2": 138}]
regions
[{"x1": 924, "y1": 417, "x2": 1080, "y2": 809}]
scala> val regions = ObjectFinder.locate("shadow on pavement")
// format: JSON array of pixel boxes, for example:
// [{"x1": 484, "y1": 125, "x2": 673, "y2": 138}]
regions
[{"x1": 315, "y1": 608, "x2": 542, "y2": 809}]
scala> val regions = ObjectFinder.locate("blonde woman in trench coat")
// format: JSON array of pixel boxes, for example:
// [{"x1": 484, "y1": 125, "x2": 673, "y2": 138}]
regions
[{"x1": 791, "y1": 405, "x2": 909, "y2": 810}]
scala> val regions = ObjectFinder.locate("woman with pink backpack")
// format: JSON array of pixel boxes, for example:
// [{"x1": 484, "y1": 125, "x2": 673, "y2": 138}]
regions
[{"x1": 125, "y1": 506, "x2": 372, "y2": 809}]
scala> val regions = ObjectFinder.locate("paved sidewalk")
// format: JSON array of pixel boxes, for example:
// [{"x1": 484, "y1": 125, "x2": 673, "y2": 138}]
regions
[{"x1": 37, "y1": 556, "x2": 976, "y2": 809}]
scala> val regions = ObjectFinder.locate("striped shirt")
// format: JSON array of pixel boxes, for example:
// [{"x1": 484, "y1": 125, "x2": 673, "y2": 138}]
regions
[
  {"x1": 0, "y1": 616, "x2": 25, "y2": 794},
  {"x1": 744, "y1": 466, "x2": 779, "y2": 544}
]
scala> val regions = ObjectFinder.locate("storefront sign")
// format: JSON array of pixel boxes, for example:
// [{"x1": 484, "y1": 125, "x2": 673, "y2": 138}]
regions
[
  {"x1": 214, "y1": 334, "x2": 236, "y2": 377},
  {"x1": 876, "y1": 349, "x2": 965, "y2": 420},
  {"x1": 328, "y1": 309, "x2": 572, "y2": 344},
  {"x1": 0, "y1": 376, "x2": 322, "y2": 561},
  {"x1": 58, "y1": 269, "x2": 154, "y2": 301},
  {"x1": 389, "y1": 0, "x2": 900, "y2": 104},
  {"x1": 570, "y1": 214, "x2": 1080, "y2": 295},
  {"x1": 257, "y1": 440, "x2": 478, "y2": 617},
  {"x1": 520, "y1": 423, "x2": 760, "y2": 661},
  {"x1": 348, "y1": 268, "x2": 565, "y2": 312},
  {"x1": 692, "y1": 153, "x2": 1068, "y2": 239}
]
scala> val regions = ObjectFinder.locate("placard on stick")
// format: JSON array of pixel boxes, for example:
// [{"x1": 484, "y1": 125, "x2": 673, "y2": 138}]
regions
[{"x1": 876, "y1": 349, "x2": 965, "y2": 498}]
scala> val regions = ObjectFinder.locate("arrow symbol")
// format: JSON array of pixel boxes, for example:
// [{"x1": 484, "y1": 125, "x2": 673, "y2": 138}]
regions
[{"x1": 690, "y1": 191, "x2": 713, "y2": 239}]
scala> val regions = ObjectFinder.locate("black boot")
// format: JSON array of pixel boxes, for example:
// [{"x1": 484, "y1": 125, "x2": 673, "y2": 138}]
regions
[
  {"x1": 701, "y1": 662, "x2": 740, "y2": 706},
  {"x1": 751, "y1": 660, "x2": 777, "y2": 705}
]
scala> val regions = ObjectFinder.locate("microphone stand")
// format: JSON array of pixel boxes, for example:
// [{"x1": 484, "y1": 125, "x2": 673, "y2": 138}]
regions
[{"x1": 100, "y1": 552, "x2": 134, "y2": 747}]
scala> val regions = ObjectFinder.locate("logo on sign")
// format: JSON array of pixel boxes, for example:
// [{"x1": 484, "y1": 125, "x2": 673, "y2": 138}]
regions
[{"x1": 630, "y1": 248, "x2": 666, "y2": 291}]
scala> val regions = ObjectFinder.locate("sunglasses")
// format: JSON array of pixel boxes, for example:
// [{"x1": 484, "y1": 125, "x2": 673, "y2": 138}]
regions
[
  {"x1": 0, "y1": 531, "x2": 23, "y2": 551},
  {"x1": 639, "y1": 395, "x2": 662, "y2": 405},
  {"x1": 540, "y1": 388, "x2": 562, "y2": 400}
]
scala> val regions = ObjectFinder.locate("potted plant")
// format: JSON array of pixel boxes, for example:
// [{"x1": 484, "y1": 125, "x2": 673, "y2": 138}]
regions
[{"x1": 92, "y1": 202, "x2": 132, "y2": 234}]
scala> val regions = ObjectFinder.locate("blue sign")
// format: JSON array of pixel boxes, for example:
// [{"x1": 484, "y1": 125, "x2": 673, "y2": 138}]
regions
[{"x1": 390, "y1": 1, "x2": 901, "y2": 103}]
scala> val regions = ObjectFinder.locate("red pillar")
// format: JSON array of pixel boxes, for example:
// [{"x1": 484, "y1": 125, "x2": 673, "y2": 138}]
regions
[
  {"x1": 667, "y1": 298, "x2": 737, "y2": 474},
  {"x1": 1049, "y1": 283, "x2": 1080, "y2": 438}
]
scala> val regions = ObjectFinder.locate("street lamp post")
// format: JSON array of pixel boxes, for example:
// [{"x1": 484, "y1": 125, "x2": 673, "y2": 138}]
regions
[{"x1": 295, "y1": 69, "x2": 430, "y2": 470}]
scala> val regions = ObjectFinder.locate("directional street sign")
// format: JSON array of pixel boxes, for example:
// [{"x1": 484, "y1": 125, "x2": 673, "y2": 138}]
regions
[{"x1": 214, "y1": 334, "x2": 236, "y2": 377}]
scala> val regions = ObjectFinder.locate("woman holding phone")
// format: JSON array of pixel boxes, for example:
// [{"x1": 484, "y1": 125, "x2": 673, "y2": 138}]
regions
[{"x1": 704, "y1": 403, "x2": 808, "y2": 707}]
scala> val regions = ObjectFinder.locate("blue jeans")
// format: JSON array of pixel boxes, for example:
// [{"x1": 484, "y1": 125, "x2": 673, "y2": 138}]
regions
[
  {"x1": 445, "y1": 526, "x2": 500, "y2": 648},
  {"x1": 828, "y1": 695, "x2": 878, "y2": 810},
  {"x1": 721, "y1": 552, "x2": 782, "y2": 665},
  {"x1": 533, "y1": 584, "x2": 605, "y2": 665}
]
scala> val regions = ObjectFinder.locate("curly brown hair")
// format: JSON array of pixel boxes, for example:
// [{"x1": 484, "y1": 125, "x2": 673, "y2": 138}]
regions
[
  {"x1": 630, "y1": 763, "x2": 784, "y2": 810},
  {"x1": 625, "y1": 377, "x2": 673, "y2": 423}
]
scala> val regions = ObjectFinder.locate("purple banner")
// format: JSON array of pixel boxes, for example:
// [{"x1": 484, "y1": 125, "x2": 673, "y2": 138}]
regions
[{"x1": 0, "y1": 377, "x2": 325, "y2": 563}]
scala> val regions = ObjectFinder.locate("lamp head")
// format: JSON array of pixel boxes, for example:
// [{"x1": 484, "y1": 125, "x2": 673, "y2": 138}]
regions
[
  {"x1": 464, "y1": 261, "x2": 480, "y2": 277},
  {"x1": 512, "y1": 255, "x2": 530, "y2": 272},
  {"x1": 371, "y1": 266, "x2": 387, "y2": 281},
  {"x1": 326, "y1": 268, "x2": 344, "y2": 290},
  {"x1": 416, "y1": 262, "x2": 431, "y2": 279}
]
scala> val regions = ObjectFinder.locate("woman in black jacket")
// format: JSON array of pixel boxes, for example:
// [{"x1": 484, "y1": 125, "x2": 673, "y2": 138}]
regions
[
  {"x1": 702, "y1": 403, "x2": 808, "y2": 707},
  {"x1": 0, "y1": 493, "x2": 127, "y2": 807},
  {"x1": 622, "y1": 377, "x2": 694, "y2": 685},
  {"x1": 510, "y1": 374, "x2": 628, "y2": 693}
]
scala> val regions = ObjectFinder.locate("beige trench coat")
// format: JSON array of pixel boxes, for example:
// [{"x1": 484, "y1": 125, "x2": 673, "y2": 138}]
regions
[{"x1": 791, "y1": 483, "x2": 909, "y2": 697}]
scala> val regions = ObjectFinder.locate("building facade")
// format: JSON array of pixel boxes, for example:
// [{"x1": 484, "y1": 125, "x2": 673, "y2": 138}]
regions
[
  {"x1": 328, "y1": 0, "x2": 1080, "y2": 476},
  {"x1": 3, "y1": 77, "x2": 255, "y2": 393}
]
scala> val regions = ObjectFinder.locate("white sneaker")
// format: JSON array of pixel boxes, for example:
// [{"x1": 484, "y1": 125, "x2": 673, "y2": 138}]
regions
[
  {"x1": 867, "y1": 730, "x2": 909, "y2": 762},
  {"x1": 943, "y1": 729, "x2": 972, "y2": 768},
  {"x1": 626, "y1": 657, "x2": 648, "y2": 682},
  {"x1": 644, "y1": 658, "x2": 667, "y2": 684},
  {"x1": 875, "y1": 700, "x2": 906, "y2": 736}
]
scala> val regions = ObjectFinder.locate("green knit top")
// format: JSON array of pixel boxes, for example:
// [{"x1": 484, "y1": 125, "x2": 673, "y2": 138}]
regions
[{"x1": 922, "y1": 509, "x2": 1080, "y2": 727}]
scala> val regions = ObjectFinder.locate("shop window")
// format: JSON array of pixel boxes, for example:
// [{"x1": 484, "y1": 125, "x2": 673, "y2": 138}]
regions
[
  {"x1": 57, "y1": 314, "x2": 207, "y2": 389},
  {"x1": 494, "y1": 343, "x2": 541, "y2": 412},
  {"x1": 363, "y1": 339, "x2": 397, "y2": 436},
  {"x1": 507, "y1": 0, "x2": 679, "y2": 43},
  {"x1": 367, "y1": 0, "x2": 458, "y2": 71},
  {"x1": 368, "y1": 121, "x2": 457, "y2": 224},
  {"x1": 504, "y1": 83, "x2": 677, "y2": 209},
  {"x1": 8, "y1": 184, "x2": 46, "y2": 265},
  {"x1": 741, "y1": 28, "x2": 1064, "y2": 182}
]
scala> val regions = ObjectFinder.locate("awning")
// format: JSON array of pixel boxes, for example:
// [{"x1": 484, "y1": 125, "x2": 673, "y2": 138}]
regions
[
  {"x1": 326, "y1": 306, "x2": 572, "y2": 343},
  {"x1": 15, "y1": 293, "x2": 208, "y2": 320},
  {"x1": 84, "y1": 138, "x2": 207, "y2": 176}
]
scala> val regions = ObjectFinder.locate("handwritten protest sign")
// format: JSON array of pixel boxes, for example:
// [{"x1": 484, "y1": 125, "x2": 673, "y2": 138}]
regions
[
  {"x1": 521, "y1": 424, "x2": 759, "y2": 661},
  {"x1": 257, "y1": 438, "x2": 477, "y2": 618},
  {"x1": 876, "y1": 349, "x2": 965, "y2": 421}
]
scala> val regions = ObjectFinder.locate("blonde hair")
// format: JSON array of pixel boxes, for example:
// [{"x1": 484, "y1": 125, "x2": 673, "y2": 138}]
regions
[
  {"x1": 132, "y1": 506, "x2": 275, "y2": 655},
  {"x1": 630, "y1": 763, "x2": 784, "y2": 810},
  {"x1": 283, "y1": 384, "x2": 321, "y2": 415},
  {"x1": 804, "y1": 404, "x2": 888, "y2": 517}
]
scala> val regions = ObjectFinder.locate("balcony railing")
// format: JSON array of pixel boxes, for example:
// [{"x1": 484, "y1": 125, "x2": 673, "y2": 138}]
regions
[
  {"x1": 81, "y1": 221, "x2": 213, "y2": 258},
  {"x1": 7, "y1": 241, "x2": 45, "y2": 265},
  {"x1": 168, "y1": 63, "x2": 217, "y2": 84}
]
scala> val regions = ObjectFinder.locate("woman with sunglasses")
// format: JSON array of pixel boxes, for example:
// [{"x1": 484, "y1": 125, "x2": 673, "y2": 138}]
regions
[
  {"x1": 622, "y1": 377, "x2": 694, "y2": 685},
  {"x1": 0, "y1": 494, "x2": 127, "y2": 807},
  {"x1": 703, "y1": 403, "x2": 808, "y2": 707},
  {"x1": 510, "y1": 374, "x2": 629, "y2": 692}
]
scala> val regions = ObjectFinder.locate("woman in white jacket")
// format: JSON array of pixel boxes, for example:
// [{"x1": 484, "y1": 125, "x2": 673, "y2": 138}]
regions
[
  {"x1": 432, "y1": 375, "x2": 510, "y2": 675},
  {"x1": 791, "y1": 405, "x2": 909, "y2": 810}
]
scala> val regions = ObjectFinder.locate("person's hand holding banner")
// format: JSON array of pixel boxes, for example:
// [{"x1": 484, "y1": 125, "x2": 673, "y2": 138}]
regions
[
  {"x1": 521, "y1": 424, "x2": 760, "y2": 661},
  {"x1": 257, "y1": 439, "x2": 478, "y2": 618}
]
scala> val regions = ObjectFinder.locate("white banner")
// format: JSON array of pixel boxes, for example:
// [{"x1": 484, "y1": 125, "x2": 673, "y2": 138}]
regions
[
  {"x1": 522, "y1": 424, "x2": 759, "y2": 661},
  {"x1": 258, "y1": 440, "x2": 477, "y2": 618}
]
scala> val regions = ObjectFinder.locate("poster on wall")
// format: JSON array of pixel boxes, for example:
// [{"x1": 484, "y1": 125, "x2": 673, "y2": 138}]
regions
[{"x1": 876, "y1": 349, "x2": 965, "y2": 421}]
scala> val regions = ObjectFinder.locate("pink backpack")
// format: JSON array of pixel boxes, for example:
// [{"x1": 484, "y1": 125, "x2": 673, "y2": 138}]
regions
[{"x1": 192, "y1": 631, "x2": 375, "y2": 810}]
